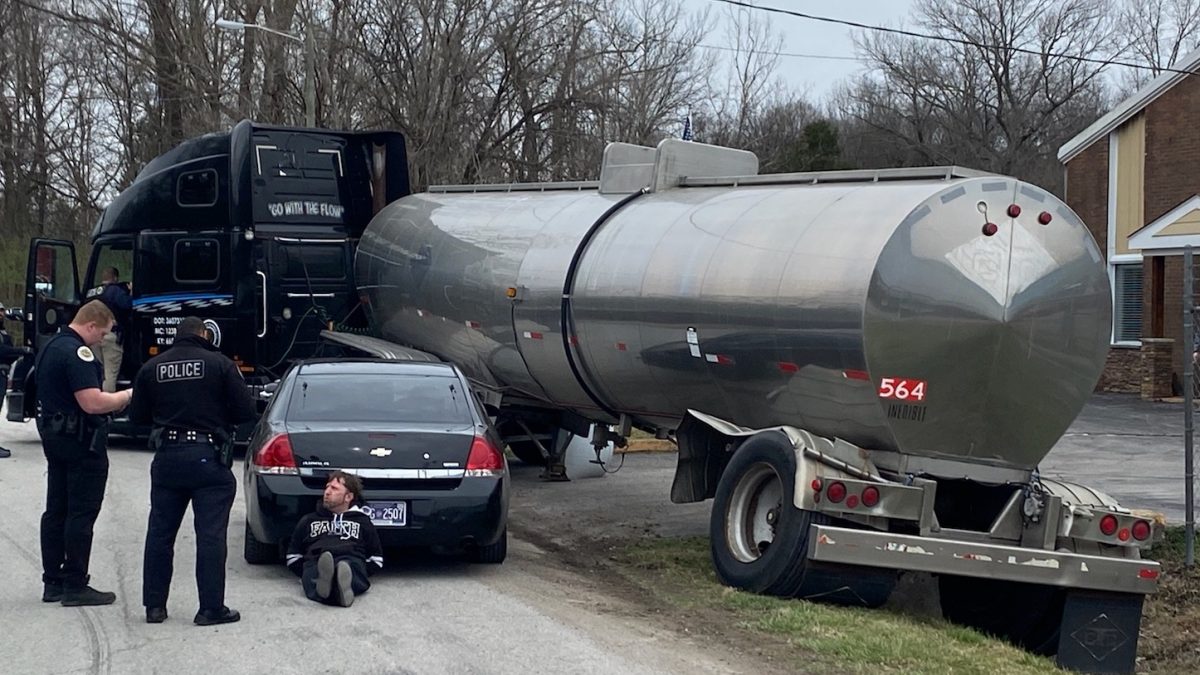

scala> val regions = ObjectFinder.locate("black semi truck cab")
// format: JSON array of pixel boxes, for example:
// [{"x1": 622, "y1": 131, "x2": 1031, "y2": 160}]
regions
[{"x1": 6, "y1": 121, "x2": 409, "y2": 425}]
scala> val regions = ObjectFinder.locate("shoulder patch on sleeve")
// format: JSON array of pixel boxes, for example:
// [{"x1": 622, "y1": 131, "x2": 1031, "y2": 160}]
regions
[{"x1": 77, "y1": 346, "x2": 96, "y2": 362}]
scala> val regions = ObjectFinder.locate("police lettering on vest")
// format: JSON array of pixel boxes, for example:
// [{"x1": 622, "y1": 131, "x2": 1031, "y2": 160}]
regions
[{"x1": 156, "y1": 360, "x2": 205, "y2": 383}]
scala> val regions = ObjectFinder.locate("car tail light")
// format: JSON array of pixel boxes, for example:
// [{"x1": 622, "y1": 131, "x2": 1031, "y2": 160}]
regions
[
  {"x1": 826, "y1": 481, "x2": 847, "y2": 503},
  {"x1": 465, "y1": 436, "x2": 505, "y2": 477},
  {"x1": 1099, "y1": 514, "x2": 1119, "y2": 536},
  {"x1": 253, "y1": 433, "x2": 298, "y2": 475},
  {"x1": 1131, "y1": 519, "x2": 1152, "y2": 542}
]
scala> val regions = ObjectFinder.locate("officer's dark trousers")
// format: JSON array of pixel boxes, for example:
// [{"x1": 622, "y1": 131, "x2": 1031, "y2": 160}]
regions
[
  {"x1": 301, "y1": 555, "x2": 371, "y2": 604},
  {"x1": 142, "y1": 443, "x2": 236, "y2": 613},
  {"x1": 39, "y1": 431, "x2": 109, "y2": 590}
]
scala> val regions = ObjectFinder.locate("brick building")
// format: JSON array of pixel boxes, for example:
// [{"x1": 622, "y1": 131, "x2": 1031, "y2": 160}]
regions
[{"x1": 1058, "y1": 48, "x2": 1200, "y2": 397}]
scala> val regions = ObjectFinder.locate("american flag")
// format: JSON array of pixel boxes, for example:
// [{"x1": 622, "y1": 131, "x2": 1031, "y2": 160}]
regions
[{"x1": 681, "y1": 114, "x2": 693, "y2": 141}]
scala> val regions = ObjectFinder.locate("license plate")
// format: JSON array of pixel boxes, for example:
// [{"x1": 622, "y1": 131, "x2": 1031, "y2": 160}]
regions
[{"x1": 363, "y1": 501, "x2": 406, "y2": 526}]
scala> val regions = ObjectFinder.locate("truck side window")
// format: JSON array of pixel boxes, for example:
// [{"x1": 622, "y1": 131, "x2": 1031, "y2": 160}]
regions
[
  {"x1": 281, "y1": 244, "x2": 346, "y2": 280},
  {"x1": 177, "y1": 169, "x2": 218, "y2": 207},
  {"x1": 175, "y1": 239, "x2": 220, "y2": 283}
]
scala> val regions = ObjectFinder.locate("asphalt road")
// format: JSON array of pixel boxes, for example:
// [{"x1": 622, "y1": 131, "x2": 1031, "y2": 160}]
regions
[
  {"x1": 0, "y1": 420, "x2": 748, "y2": 675},
  {"x1": 1041, "y1": 393, "x2": 1193, "y2": 524}
]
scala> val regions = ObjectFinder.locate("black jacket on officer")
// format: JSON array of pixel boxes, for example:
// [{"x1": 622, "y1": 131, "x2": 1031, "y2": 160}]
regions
[
  {"x1": 128, "y1": 317, "x2": 255, "y2": 626},
  {"x1": 128, "y1": 331, "x2": 255, "y2": 433}
]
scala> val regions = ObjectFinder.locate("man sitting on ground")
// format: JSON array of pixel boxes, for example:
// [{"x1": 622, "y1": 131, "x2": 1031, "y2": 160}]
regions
[{"x1": 286, "y1": 471, "x2": 383, "y2": 607}]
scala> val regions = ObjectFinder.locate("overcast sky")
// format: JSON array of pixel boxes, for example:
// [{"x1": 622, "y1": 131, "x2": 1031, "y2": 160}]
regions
[{"x1": 682, "y1": 0, "x2": 918, "y2": 102}]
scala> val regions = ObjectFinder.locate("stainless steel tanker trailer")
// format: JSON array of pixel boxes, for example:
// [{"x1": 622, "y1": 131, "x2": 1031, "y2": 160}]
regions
[{"x1": 350, "y1": 140, "x2": 1161, "y2": 672}]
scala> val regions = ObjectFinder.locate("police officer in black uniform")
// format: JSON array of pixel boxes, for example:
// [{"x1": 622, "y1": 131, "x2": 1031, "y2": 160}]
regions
[
  {"x1": 37, "y1": 300, "x2": 134, "y2": 606},
  {"x1": 128, "y1": 316, "x2": 256, "y2": 626}
]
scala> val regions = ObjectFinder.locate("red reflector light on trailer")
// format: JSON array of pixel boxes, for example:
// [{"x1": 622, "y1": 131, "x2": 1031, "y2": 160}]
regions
[
  {"x1": 1118, "y1": 528, "x2": 1131, "y2": 542},
  {"x1": 811, "y1": 479, "x2": 822, "y2": 492},
  {"x1": 1138, "y1": 568, "x2": 1160, "y2": 580},
  {"x1": 1132, "y1": 520, "x2": 1152, "y2": 541},
  {"x1": 827, "y1": 481, "x2": 847, "y2": 503},
  {"x1": 846, "y1": 494, "x2": 860, "y2": 508},
  {"x1": 1099, "y1": 514, "x2": 1119, "y2": 536},
  {"x1": 862, "y1": 486, "x2": 880, "y2": 507}
]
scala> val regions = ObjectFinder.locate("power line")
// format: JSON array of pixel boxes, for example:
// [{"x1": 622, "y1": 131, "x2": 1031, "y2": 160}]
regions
[
  {"x1": 711, "y1": 0, "x2": 1199, "y2": 75},
  {"x1": 683, "y1": 40, "x2": 864, "y2": 62}
]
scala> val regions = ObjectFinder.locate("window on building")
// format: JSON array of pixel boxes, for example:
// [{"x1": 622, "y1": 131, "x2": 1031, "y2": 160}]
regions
[{"x1": 1113, "y1": 262, "x2": 1143, "y2": 344}]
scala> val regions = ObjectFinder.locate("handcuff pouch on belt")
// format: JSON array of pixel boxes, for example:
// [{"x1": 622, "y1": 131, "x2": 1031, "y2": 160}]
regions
[{"x1": 41, "y1": 412, "x2": 108, "y2": 454}]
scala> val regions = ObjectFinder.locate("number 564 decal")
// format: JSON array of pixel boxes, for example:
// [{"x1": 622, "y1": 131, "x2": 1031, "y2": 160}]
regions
[{"x1": 879, "y1": 377, "x2": 927, "y2": 402}]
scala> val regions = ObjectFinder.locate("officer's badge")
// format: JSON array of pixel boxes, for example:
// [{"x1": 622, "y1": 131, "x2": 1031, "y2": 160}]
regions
[{"x1": 77, "y1": 346, "x2": 95, "y2": 362}]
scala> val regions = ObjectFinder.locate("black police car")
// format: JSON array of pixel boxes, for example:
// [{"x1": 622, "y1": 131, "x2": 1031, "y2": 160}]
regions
[{"x1": 242, "y1": 359, "x2": 509, "y2": 564}]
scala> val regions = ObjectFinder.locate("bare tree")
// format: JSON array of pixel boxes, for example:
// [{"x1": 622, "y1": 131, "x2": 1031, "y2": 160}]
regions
[
  {"x1": 1115, "y1": 0, "x2": 1200, "y2": 93},
  {"x1": 837, "y1": 0, "x2": 1114, "y2": 193}
]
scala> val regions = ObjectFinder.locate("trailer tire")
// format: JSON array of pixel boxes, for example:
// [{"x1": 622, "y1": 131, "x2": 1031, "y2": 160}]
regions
[
  {"x1": 709, "y1": 431, "x2": 895, "y2": 606},
  {"x1": 508, "y1": 443, "x2": 548, "y2": 467},
  {"x1": 243, "y1": 521, "x2": 279, "y2": 565},
  {"x1": 938, "y1": 576, "x2": 1065, "y2": 655}
]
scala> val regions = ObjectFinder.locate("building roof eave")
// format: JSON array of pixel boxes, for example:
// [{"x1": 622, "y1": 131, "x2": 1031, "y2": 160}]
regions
[{"x1": 1057, "y1": 46, "x2": 1200, "y2": 165}]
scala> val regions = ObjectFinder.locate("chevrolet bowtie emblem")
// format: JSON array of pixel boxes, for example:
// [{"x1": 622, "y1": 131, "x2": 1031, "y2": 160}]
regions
[{"x1": 369, "y1": 447, "x2": 392, "y2": 457}]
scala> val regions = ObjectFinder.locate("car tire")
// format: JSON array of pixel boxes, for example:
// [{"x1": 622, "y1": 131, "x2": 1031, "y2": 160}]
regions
[
  {"x1": 243, "y1": 521, "x2": 278, "y2": 565},
  {"x1": 469, "y1": 527, "x2": 508, "y2": 564}
]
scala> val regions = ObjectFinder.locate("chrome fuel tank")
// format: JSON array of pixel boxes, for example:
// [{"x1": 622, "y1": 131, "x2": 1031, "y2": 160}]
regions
[{"x1": 357, "y1": 159, "x2": 1109, "y2": 476}]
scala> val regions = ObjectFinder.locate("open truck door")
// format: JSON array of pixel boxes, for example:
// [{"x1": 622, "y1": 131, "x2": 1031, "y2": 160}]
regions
[
  {"x1": 6, "y1": 239, "x2": 80, "y2": 421},
  {"x1": 25, "y1": 239, "x2": 81, "y2": 348}
]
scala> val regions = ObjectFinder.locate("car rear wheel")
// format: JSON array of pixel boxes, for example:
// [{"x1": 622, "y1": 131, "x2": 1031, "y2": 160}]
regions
[
  {"x1": 469, "y1": 528, "x2": 508, "y2": 564},
  {"x1": 243, "y1": 521, "x2": 278, "y2": 565}
]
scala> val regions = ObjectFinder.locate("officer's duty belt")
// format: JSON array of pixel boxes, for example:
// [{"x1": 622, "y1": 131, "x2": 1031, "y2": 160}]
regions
[{"x1": 163, "y1": 429, "x2": 216, "y2": 445}]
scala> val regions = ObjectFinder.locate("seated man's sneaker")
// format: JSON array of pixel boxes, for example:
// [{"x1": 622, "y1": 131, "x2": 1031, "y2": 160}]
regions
[
  {"x1": 315, "y1": 551, "x2": 335, "y2": 600},
  {"x1": 194, "y1": 606, "x2": 240, "y2": 626},
  {"x1": 61, "y1": 586, "x2": 116, "y2": 607},
  {"x1": 335, "y1": 561, "x2": 354, "y2": 608}
]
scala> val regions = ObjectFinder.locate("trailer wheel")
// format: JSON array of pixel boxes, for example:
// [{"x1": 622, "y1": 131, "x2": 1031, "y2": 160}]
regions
[
  {"x1": 709, "y1": 431, "x2": 896, "y2": 606},
  {"x1": 508, "y1": 443, "x2": 548, "y2": 466},
  {"x1": 938, "y1": 576, "x2": 1065, "y2": 655}
]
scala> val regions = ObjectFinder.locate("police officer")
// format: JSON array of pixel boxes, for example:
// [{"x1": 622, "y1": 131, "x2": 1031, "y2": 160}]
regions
[
  {"x1": 37, "y1": 300, "x2": 134, "y2": 606},
  {"x1": 128, "y1": 316, "x2": 255, "y2": 626},
  {"x1": 95, "y1": 267, "x2": 132, "y2": 393}
]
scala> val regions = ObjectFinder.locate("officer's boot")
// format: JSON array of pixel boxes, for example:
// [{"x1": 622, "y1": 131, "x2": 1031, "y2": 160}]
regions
[{"x1": 61, "y1": 585, "x2": 117, "y2": 607}]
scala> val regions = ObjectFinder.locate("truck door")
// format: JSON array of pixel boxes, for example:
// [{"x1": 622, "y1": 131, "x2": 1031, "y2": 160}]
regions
[
  {"x1": 256, "y1": 236, "x2": 353, "y2": 369},
  {"x1": 24, "y1": 239, "x2": 80, "y2": 351}
]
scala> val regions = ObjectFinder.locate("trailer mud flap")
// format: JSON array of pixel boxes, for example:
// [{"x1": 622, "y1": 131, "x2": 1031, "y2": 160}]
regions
[{"x1": 1057, "y1": 590, "x2": 1143, "y2": 674}]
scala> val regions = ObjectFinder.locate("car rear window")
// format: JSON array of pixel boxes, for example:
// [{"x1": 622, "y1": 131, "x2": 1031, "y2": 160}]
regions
[{"x1": 286, "y1": 373, "x2": 472, "y2": 424}]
